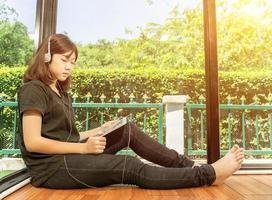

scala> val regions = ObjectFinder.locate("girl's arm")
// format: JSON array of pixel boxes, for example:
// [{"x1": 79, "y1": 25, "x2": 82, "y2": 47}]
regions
[{"x1": 22, "y1": 110, "x2": 106, "y2": 154}]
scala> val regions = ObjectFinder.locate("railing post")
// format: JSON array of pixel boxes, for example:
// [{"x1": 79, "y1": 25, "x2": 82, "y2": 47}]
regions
[{"x1": 163, "y1": 95, "x2": 186, "y2": 154}]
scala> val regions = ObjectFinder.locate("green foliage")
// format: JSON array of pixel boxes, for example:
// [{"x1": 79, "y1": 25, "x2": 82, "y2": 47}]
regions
[
  {"x1": 0, "y1": 1, "x2": 34, "y2": 66},
  {"x1": 0, "y1": 66, "x2": 24, "y2": 98},
  {"x1": 217, "y1": 0, "x2": 272, "y2": 71},
  {"x1": 1, "y1": 0, "x2": 272, "y2": 71},
  {"x1": 1, "y1": 66, "x2": 272, "y2": 104},
  {"x1": 1, "y1": 0, "x2": 272, "y2": 158},
  {"x1": 0, "y1": 127, "x2": 13, "y2": 149},
  {"x1": 1, "y1": 67, "x2": 272, "y2": 158},
  {"x1": 0, "y1": 21, "x2": 33, "y2": 66},
  {"x1": 219, "y1": 70, "x2": 272, "y2": 104},
  {"x1": 0, "y1": 170, "x2": 15, "y2": 179},
  {"x1": 77, "y1": 40, "x2": 114, "y2": 67},
  {"x1": 76, "y1": 0, "x2": 272, "y2": 71}
]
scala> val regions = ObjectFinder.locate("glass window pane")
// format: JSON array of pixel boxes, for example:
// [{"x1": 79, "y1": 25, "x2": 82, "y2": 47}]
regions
[
  {"x1": 0, "y1": 0, "x2": 36, "y2": 179},
  {"x1": 217, "y1": 0, "x2": 272, "y2": 164},
  {"x1": 57, "y1": 0, "x2": 206, "y2": 163}
]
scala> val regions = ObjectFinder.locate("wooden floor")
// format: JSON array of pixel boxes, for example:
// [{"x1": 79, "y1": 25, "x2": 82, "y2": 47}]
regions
[{"x1": 4, "y1": 175, "x2": 272, "y2": 200}]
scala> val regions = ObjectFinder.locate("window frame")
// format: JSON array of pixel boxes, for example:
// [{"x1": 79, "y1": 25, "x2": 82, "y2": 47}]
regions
[{"x1": 2, "y1": 0, "x2": 271, "y2": 197}]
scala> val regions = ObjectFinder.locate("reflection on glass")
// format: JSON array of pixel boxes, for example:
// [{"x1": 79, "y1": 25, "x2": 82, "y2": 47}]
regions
[
  {"x1": 0, "y1": 0, "x2": 36, "y2": 179},
  {"x1": 217, "y1": 0, "x2": 272, "y2": 160},
  {"x1": 57, "y1": 0, "x2": 206, "y2": 162}
]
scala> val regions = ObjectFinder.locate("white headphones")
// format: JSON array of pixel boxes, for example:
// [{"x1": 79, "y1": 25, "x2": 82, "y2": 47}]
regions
[{"x1": 44, "y1": 36, "x2": 52, "y2": 63}]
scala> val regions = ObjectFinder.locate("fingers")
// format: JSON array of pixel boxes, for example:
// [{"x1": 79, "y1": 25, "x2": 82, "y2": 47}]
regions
[
  {"x1": 103, "y1": 121, "x2": 113, "y2": 126},
  {"x1": 88, "y1": 135, "x2": 106, "y2": 143},
  {"x1": 97, "y1": 137, "x2": 106, "y2": 146},
  {"x1": 96, "y1": 145, "x2": 105, "y2": 153},
  {"x1": 94, "y1": 148, "x2": 104, "y2": 154},
  {"x1": 86, "y1": 136, "x2": 107, "y2": 154},
  {"x1": 93, "y1": 131, "x2": 104, "y2": 137},
  {"x1": 94, "y1": 136, "x2": 106, "y2": 153},
  {"x1": 93, "y1": 137, "x2": 106, "y2": 146},
  {"x1": 103, "y1": 119, "x2": 119, "y2": 127}
]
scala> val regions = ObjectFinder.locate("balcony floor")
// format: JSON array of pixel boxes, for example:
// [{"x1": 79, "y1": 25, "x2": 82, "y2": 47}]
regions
[{"x1": 4, "y1": 175, "x2": 272, "y2": 200}]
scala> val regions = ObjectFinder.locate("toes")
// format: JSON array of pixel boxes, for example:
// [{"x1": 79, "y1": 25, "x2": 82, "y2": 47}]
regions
[
  {"x1": 237, "y1": 159, "x2": 243, "y2": 167},
  {"x1": 233, "y1": 148, "x2": 244, "y2": 155},
  {"x1": 236, "y1": 152, "x2": 244, "y2": 156},
  {"x1": 236, "y1": 153, "x2": 244, "y2": 164},
  {"x1": 230, "y1": 144, "x2": 240, "y2": 153},
  {"x1": 235, "y1": 152, "x2": 244, "y2": 159},
  {"x1": 236, "y1": 156, "x2": 244, "y2": 162}
]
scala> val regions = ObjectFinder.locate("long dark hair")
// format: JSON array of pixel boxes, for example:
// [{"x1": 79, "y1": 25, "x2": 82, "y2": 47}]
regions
[{"x1": 23, "y1": 34, "x2": 78, "y2": 91}]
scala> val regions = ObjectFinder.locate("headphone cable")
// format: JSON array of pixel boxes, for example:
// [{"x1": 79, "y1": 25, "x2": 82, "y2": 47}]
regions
[{"x1": 58, "y1": 82, "x2": 131, "y2": 188}]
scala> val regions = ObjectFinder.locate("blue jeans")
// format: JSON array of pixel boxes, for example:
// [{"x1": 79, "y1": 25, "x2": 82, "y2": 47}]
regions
[{"x1": 41, "y1": 122, "x2": 216, "y2": 189}]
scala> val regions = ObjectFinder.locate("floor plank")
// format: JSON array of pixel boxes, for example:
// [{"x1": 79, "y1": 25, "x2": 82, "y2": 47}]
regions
[
  {"x1": 250, "y1": 175, "x2": 272, "y2": 187},
  {"x1": 244, "y1": 195, "x2": 272, "y2": 200},
  {"x1": 4, "y1": 175, "x2": 272, "y2": 200},
  {"x1": 225, "y1": 175, "x2": 272, "y2": 195}
]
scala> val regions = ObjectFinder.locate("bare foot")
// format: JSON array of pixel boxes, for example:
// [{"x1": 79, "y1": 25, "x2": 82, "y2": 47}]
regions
[{"x1": 212, "y1": 145, "x2": 244, "y2": 185}]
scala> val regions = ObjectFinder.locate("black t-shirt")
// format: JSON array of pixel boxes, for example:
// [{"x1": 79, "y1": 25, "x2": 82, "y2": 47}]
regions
[{"x1": 17, "y1": 80, "x2": 80, "y2": 186}]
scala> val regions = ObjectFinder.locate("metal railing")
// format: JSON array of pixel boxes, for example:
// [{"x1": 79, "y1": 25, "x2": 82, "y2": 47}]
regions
[
  {"x1": 1, "y1": 93, "x2": 272, "y2": 158},
  {"x1": 186, "y1": 95, "x2": 272, "y2": 157},
  {"x1": 0, "y1": 94, "x2": 164, "y2": 156}
]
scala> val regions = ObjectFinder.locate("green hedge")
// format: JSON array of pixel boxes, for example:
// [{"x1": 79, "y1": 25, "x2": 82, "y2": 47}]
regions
[
  {"x1": 1, "y1": 66, "x2": 272, "y2": 104},
  {"x1": 1, "y1": 66, "x2": 272, "y2": 156}
]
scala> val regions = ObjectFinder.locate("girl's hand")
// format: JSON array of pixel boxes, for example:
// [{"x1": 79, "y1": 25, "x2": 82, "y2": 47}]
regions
[
  {"x1": 100, "y1": 119, "x2": 119, "y2": 132},
  {"x1": 83, "y1": 131, "x2": 106, "y2": 154},
  {"x1": 84, "y1": 119, "x2": 118, "y2": 137}
]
